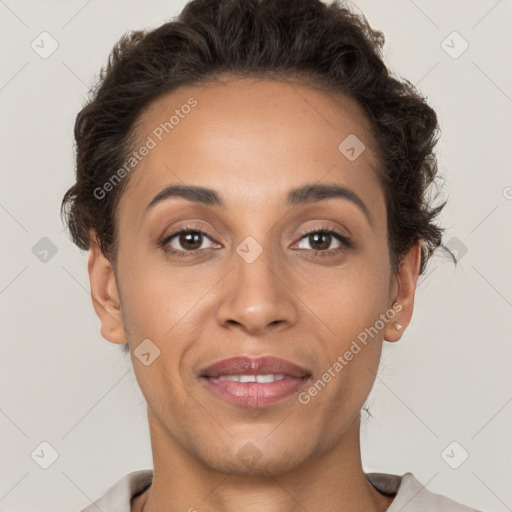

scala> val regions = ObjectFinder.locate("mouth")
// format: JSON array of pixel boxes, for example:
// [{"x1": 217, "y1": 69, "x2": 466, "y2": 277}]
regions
[{"x1": 199, "y1": 356, "x2": 312, "y2": 408}]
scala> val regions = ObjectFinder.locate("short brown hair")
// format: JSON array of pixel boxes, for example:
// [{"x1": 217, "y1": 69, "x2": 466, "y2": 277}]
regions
[{"x1": 61, "y1": 0, "x2": 449, "y2": 274}]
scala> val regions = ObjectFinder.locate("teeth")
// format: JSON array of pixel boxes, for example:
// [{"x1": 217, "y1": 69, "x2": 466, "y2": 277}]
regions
[
  {"x1": 255, "y1": 374, "x2": 286, "y2": 383},
  {"x1": 215, "y1": 374, "x2": 286, "y2": 383}
]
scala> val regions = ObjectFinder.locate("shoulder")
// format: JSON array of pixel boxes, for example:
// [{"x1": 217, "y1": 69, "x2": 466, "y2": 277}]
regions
[
  {"x1": 80, "y1": 469, "x2": 153, "y2": 512},
  {"x1": 367, "y1": 472, "x2": 486, "y2": 512}
]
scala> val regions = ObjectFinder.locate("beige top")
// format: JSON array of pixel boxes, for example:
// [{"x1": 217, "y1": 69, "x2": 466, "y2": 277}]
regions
[{"x1": 80, "y1": 470, "x2": 483, "y2": 511}]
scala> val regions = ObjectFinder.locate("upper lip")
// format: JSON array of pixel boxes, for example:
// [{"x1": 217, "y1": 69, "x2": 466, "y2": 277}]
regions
[{"x1": 200, "y1": 356, "x2": 311, "y2": 379}]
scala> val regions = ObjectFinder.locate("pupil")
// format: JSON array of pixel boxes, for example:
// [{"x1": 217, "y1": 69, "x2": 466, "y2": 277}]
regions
[
  {"x1": 311, "y1": 233, "x2": 330, "y2": 250},
  {"x1": 180, "y1": 231, "x2": 202, "y2": 250}
]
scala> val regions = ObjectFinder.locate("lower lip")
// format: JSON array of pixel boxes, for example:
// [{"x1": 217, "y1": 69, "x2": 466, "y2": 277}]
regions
[{"x1": 201, "y1": 376, "x2": 309, "y2": 408}]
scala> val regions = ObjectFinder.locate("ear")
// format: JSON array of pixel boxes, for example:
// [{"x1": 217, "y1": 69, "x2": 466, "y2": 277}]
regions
[
  {"x1": 383, "y1": 241, "x2": 422, "y2": 342},
  {"x1": 88, "y1": 229, "x2": 127, "y2": 345}
]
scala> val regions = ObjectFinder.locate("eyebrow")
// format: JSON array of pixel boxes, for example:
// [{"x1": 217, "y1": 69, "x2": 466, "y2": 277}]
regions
[{"x1": 144, "y1": 182, "x2": 372, "y2": 225}]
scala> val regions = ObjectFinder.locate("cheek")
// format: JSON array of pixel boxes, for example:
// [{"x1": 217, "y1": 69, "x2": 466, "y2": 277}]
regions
[
  {"x1": 301, "y1": 257, "x2": 390, "y2": 338},
  {"x1": 118, "y1": 257, "x2": 210, "y2": 378},
  {"x1": 118, "y1": 248, "x2": 187, "y2": 330},
  {"x1": 296, "y1": 250, "x2": 390, "y2": 401}
]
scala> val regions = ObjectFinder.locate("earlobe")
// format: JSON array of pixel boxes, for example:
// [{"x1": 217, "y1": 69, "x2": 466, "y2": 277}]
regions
[
  {"x1": 383, "y1": 241, "x2": 422, "y2": 343},
  {"x1": 88, "y1": 230, "x2": 127, "y2": 345}
]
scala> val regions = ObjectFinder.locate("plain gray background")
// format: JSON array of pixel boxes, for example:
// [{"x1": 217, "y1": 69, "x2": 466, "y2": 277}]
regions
[{"x1": 1, "y1": 0, "x2": 511, "y2": 511}]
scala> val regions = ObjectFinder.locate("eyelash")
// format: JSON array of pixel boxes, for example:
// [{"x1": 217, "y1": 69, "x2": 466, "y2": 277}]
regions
[{"x1": 158, "y1": 224, "x2": 351, "y2": 259}]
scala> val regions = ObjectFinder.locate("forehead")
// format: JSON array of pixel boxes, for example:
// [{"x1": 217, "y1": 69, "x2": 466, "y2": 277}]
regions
[{"x1": 118, "y1": 76, "x2": 384, "y2": 222}]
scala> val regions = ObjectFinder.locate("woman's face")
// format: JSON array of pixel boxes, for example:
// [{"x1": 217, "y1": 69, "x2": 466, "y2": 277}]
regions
[{"x1": 89, "y1": 76, "x2": 420, "y2": 474}]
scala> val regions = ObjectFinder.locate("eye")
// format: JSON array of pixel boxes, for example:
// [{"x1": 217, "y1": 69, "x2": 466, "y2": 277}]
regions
[
  {"x1": 294, "y1": 226, "x2": 350, "y2": 256},
  {"x1": 159, "y1": 225, "x2": 218, "y2": 257},
  {"x1": 158, "y1": 224, "x2": 351, "y2": 259}
]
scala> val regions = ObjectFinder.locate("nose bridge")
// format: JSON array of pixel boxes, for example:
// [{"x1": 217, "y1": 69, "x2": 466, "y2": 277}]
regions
[{"x1": 216, "y1": 233, "x2": 297, "y2": 332}]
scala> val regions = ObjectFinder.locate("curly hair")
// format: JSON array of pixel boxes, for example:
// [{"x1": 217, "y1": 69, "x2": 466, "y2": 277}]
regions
[{"x1": 61, "y1": 0, "x2": 448, "y2": 275}]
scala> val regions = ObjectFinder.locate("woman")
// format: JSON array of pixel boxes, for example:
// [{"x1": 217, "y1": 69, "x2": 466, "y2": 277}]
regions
[{"x1": 61, "y1": 0, "x2": 482, "y2": 510}]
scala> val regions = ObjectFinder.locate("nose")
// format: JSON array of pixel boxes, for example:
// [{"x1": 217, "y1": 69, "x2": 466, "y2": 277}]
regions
[{"x1": 216, "y1": 241, "x2": 298, "y2": 335}]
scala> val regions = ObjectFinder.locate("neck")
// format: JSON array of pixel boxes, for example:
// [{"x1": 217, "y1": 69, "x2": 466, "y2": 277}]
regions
[{"x1": 133, "y1": 409, "x2": 393, "y2": 512}]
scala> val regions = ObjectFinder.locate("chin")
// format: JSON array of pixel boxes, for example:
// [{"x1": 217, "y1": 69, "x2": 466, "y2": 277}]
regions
[{"x1": 197, "y1": 438, "x2": 313, "y2": 477}]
